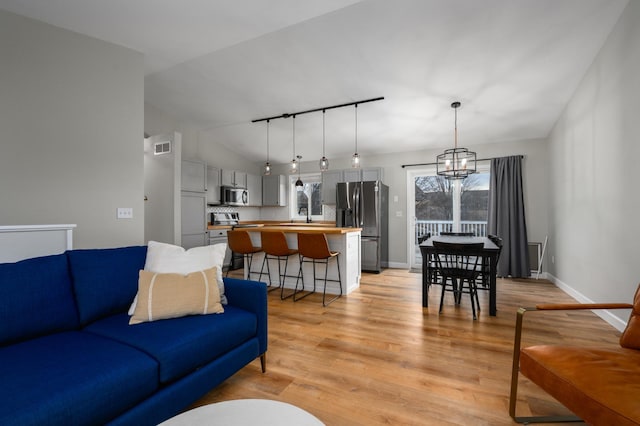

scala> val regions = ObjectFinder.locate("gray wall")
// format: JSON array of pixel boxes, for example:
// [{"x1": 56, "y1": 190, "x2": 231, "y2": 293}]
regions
[
  {"x1": 0, "y1": 10, "x2": 144, "y2": 249},
  {"x1": 547, "y1": 0, "x2": 640, "y2": 326}
]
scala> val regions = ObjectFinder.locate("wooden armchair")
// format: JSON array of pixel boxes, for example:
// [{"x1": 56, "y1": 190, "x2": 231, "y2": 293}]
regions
[{"x1": 509, "y1": 284, "x2": 640, "y2": 425}]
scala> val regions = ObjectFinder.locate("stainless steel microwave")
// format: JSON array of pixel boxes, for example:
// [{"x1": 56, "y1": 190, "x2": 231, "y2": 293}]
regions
[{"x1": 220, "y1": 186, "x2": 248, "y2": 206}]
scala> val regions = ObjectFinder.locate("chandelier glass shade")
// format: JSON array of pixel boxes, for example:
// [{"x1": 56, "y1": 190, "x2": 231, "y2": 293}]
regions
[{"x1": 436, "y1": 102, "x2": 476, "y2": 179}]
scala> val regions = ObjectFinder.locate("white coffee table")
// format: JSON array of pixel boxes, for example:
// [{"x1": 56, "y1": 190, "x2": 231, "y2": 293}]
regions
[{"x1": 159, "y1": 399, "x2": 325, "y2": 425}]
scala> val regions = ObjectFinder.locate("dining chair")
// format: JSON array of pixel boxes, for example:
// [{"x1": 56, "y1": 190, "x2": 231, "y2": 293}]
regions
[{"x1": 432, "y1": 241, "x2": 485, "y2": 320}]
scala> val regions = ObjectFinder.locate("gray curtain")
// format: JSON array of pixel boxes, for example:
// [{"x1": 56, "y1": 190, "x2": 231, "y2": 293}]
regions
[{"x1": 487, "y1": 155, "x2": 530, "y2": 277}]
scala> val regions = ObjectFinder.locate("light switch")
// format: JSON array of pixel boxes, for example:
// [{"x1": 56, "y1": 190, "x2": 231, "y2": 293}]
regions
[
  {"x1": 117, "y1": 207, "x2": 133, "y2": 219},
  {"x1": 393, "y1": 195, "x2": 399, "y2": 203}
]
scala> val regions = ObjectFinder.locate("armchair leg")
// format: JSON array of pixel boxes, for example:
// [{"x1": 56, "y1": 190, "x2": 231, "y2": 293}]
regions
[{"x1": 509, "y1": 308, "x2": 583, "y2": 424}]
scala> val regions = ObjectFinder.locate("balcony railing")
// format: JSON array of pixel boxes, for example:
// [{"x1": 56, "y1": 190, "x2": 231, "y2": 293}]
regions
[{"x1": 415, "y1": 220, "x2": 488, "y2": 242}]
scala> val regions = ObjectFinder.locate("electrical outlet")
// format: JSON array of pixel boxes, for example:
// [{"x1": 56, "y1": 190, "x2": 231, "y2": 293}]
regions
[
  {"x1": 396, "y1": 211, "x2": 403, "y2": 217},
  {"x1": 117, "y1": 207, "x2": 133, "y2": 219}
]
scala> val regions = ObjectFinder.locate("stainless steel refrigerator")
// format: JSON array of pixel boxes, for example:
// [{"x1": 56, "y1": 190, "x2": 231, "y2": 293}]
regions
[{"x1": 336, "y1": 181, "x2": 388, "y2": 273}]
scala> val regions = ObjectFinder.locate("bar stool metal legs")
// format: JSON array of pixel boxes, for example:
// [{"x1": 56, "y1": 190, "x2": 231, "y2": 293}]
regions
[
  {"x1": 259, "y1": 232, "x2": 299, "y2": 300},
  {"x1": 295, "y1": 233, "x2": 343, "y2": 306}
]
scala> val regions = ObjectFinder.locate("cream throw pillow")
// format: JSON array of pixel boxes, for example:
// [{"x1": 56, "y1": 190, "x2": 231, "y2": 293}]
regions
[
  {"x1": 129, "y1": 267, "x2": 224, "y2": 325},
  {"x1": 128, "y1": 241, "x2": 227, "y2": 315}
]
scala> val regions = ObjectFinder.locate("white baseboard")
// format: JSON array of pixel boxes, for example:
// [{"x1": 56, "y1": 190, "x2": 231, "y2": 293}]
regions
[{"x1": 546, "y1": 273, "x2": 628, "y2": 332}]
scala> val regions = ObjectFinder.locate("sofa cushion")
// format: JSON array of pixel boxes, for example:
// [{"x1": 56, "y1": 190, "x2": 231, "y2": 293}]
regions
[
  {"x1": 85, "y1": 307, "x2": 257, "y2": 384},
  {"x1": 129, "y1": 267, "x2": 224, "y2": 325},
  {"x1": 620, "y1": 283, "x2": 640, "y2": 349},
  {"x1": 520, "y1": 345, "x2": 640, "y2": 426},
  {"x1": 67, "y1": 246, "x2": 147, "y2": 325},
  {"x1": 140, "y1": 241, "x2": 228, "y2": 305},
  {"x1": 0, "y1": 253, "x2": 79, "y2": 346},
  {"x1": 0, "y1": 331, "x2": 158, "y2": 426}
]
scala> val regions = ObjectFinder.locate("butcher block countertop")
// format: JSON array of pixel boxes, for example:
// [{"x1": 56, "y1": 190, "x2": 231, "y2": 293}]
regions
[{"x1": 207, "y1": 221, "x2": 360, "y2": 234}]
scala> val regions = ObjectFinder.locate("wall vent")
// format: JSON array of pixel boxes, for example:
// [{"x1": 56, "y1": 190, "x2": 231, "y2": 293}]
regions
[{"x1": 154, "y1": 141, "x2": 171, "y2": 155}]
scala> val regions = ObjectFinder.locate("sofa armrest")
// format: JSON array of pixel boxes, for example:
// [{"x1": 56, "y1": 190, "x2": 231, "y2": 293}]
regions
[
  {"x1": 223, "y1": 278, "x2": 268, "y2": 356},
  {"x1": 509, "y1": 302, "x2": 633, "y2": 421}
]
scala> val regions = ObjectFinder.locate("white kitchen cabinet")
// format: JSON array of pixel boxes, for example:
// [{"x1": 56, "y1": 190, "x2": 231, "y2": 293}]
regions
[
  {"x1": 181, "y1": 160, "x2": 207, "y2": 192},
  {"x1": 321, "y1": 170, "x2": 343, "y2": 205},
  {"x1": 221, "y1": 169, "x2": 247, "y2": 188},
  {"x1": 262, "y1": 174, "x2": 287, "y2": 206},
  {"x1": 246, "y1": 173, "x2": 262, "y2": 206},
  {"x1": 206, "y1": 166, "x2": 220, "y2": 204}
]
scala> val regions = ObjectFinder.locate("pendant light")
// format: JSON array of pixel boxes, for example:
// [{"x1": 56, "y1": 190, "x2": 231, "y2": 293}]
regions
[
  {"x1": 289, "y1": 115, "x2": 298, "y2": 173},
  {"x1": 295, "y1": 155, "x2": 304, "y2": 191},
  {"x1": 436, "y1": 101, "x2": 476, "y2": 179},
  {"x1": 351, "y1": 104, "x2": 360, "y2": 168},
  {"x1": 319, "y1": 109, "x2": 329, "y2": 172},
  {"x1": 263, "y1": 119, "x2": 271, "y2": 176}
]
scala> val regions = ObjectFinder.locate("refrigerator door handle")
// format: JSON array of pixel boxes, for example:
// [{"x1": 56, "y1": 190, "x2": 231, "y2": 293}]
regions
[
  {"x1": 358, "y1": 185, "x2": 364, "y2": 227},
  {"x1": 355, "y1": 185, "x2": 361, "y2": 227}
]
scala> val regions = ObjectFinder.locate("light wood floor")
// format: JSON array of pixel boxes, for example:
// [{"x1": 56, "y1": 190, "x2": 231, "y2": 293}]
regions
[{"x1": 192, "y1": 269, "x2": 622, "y2": 425}]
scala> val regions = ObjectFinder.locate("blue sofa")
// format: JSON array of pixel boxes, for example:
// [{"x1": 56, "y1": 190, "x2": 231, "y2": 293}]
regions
[{"x1": 0, "y1": 246, "x2": 268, "y2": 426}]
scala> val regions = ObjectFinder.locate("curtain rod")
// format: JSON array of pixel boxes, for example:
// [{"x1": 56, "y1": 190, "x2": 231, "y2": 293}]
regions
[
  {"x1": 251, "y1": 96, "x2": 384, "y2": 123},
  {"x1": 401, "y1": 155, "x2": 524, "y2": 168}
]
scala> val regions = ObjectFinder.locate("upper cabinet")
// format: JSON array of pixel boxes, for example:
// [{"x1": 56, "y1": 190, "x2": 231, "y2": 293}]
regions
[
  {"x1": 221, "y1": 169, "x2": 247, "y2": 188},
  {"x1": 343, "y1": 167, "x2": 384, "y2": 183},
  {"x1": 181, "y1": 160, "x2": 207, "y2": 193},
  {"x1": 321, "y1": 170, "x2": 343, "y2": 205},
  {"x1": 246, "y1": 173, "x2": 262, "y2": 206},
  {"x1": 320, "y1": 167, "x2": 384, "y2": 205},
  {"x1": 206, "y1": 166, "x2": 220, "y2": 205},
  {"x1": 263, "y1": 174, "x2": 287, "y2": 207},
  {"x1": 362, "y1": 167, "x2": 384, "y2": 182}
]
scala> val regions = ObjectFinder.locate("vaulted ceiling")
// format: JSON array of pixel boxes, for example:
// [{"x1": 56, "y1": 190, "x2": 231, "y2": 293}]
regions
[{"x1": 0, "y1": 0, "x2": 628, "y2": 164}]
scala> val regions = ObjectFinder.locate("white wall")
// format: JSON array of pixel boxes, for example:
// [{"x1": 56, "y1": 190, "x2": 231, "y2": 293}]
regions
[
  {"x1": 547, "y1": 0, "x2": 640, "y2": 325},
  {"x1": 0, "y1": 10, "x2": 144, "y2": 249},
  {"x1": 144, "y1": 103, "x2": 263, "y2": 221}
]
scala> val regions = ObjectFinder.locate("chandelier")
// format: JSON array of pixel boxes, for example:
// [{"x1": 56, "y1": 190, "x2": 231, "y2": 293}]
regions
[{"x1": 436, "y1": 101, "x2": 476, "y2": 179}]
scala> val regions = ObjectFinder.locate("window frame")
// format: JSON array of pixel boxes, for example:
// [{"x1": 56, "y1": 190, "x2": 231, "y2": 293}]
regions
[{"x1": 289, "y1": 173, "x2": 324, "y2": 221}]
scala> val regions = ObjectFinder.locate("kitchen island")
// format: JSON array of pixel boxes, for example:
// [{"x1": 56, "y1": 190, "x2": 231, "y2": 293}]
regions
[{"x1": 242, "y1": 225, "x2": 361, "y2": 297}]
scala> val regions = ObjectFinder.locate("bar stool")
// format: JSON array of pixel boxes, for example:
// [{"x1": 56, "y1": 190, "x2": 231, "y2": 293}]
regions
[
  {"x1": 226, "y1": 230, "x2": 266, "y2": 282},
  {"x1": 260, "y1": 231, "x2": 298, "y2": 300},
  {"x1": 295, "y1": 233, "x2": 342, "y2": 306}
]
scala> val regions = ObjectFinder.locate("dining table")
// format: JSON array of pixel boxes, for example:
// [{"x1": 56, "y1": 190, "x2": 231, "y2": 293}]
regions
[{"x1": 419, "y1": 235, "x2": 501, "y2": 316}]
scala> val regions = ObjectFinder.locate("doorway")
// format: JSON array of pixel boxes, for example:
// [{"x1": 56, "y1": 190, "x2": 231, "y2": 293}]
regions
[{"x1": 407, "y1": 166, "x2": 490, "y2": 270}]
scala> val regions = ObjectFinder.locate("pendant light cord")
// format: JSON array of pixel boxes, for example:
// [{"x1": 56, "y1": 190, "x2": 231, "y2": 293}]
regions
[
  {"x1": 266, "y1": 119, "x2": 270, "y2": 161},
  {"x1": 355, "y1": 104, "x2": 358, "y2": 153},
  {"x1": 292, "y1": 115, "x2": 296, "y2": 158},
  {"x1": 322, "y1": 110, "x2": 326, "y2": 156}
]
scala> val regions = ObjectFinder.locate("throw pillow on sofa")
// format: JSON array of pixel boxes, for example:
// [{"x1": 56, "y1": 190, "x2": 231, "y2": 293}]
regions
[
  {"x1": 128, "y1": 241, "x2": 227, "y2": 315},
  {"x1": 129, "y1": 267, "x2": 224, "y2": 324}
]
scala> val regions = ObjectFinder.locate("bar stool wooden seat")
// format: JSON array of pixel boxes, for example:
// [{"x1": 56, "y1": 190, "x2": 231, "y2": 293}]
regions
[
  {"x1": 295, "y1": 233, "x2": 342, "y2": 306},
  {"x1": 226, "y1": 230, "x2": 266, "y2": 282},
  {"x1": 260, "y1": 231, "x2": 298, "y2": 300}
]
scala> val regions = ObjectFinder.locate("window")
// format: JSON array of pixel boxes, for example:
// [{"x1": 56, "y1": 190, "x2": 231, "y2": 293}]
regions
[{"x1": 289, "y1": 174, "x2": 323, "y2": 221}]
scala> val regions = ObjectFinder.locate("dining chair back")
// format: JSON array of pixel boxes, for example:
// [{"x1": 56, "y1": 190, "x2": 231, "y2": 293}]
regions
[{"x1": 432, "y1": 241, "x2": 485, "y2": 319}]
